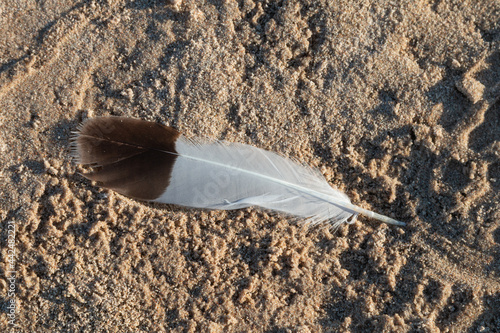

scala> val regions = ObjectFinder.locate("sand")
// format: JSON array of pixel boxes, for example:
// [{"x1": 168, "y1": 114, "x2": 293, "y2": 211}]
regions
[{"x1": 0, "y1": 0, "x2": 499, "y2": 332}]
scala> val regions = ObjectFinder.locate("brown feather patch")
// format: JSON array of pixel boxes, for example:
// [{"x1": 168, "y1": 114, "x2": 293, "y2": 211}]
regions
[{"x1": 73, "y1": 116, "x2": 180, "y2": 200}]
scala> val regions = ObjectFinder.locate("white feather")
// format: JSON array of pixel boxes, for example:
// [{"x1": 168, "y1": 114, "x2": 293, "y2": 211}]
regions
[{"x1": 156, "y1": 136, "x2": 405, "y2": 228}]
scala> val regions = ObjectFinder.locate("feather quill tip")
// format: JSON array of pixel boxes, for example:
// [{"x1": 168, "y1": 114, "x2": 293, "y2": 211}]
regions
[
  {"x1": 349, "y1": 204, "x2": 406, "y2": 226},
  {"x1": 375, "y1": 216, "x2": 406, "y2": 227}
]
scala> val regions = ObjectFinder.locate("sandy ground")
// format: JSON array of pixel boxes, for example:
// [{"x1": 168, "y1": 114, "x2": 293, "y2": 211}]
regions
[{"x1": 1, "y1": 0, "x2": 499, "y2": 332}]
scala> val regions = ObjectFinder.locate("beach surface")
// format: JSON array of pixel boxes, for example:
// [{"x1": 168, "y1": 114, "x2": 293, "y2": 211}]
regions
[{"x1": 1, "y1": 0, "x2": 499, "y2": 331}]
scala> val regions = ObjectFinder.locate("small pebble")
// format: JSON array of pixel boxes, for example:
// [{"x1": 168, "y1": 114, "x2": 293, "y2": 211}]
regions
[{"x1": 456, "y1": 76, "x2": 484, "y2": 104}]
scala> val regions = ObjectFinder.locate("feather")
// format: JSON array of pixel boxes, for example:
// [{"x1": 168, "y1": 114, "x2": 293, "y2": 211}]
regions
[{"x1": 72, "y1": 116, "x2": 405, "y2": 227}]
